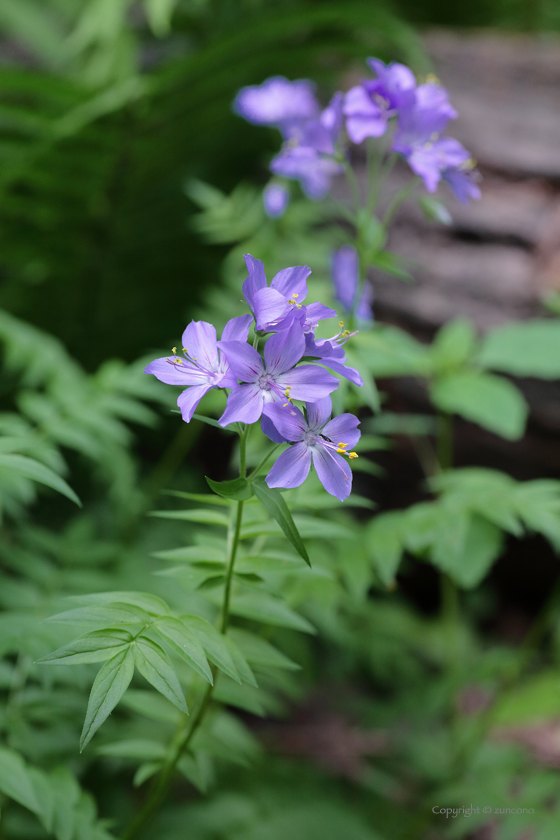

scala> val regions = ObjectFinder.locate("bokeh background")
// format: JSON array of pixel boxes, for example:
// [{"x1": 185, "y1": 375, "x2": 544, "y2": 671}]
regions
[{"x1": 3, "y1": 2, "x2": 560, "y2": 839}]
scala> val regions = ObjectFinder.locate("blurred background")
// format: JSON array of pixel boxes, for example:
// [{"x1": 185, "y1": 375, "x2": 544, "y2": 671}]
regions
[{"x1": 3, "y1": 2, "x2": 560, "y2": 839}]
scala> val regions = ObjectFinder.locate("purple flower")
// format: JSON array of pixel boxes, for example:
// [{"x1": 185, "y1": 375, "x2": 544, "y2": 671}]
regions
[
  {"x1": 331, "y1": 246, "x2": 374, "y2": 321},
  {"x1": 262, "y1": 397, "x2": 360, "y2": 501},
  {"x1": 217, "y1": 322, "x2": 339, "y2": 427},
  {"x1": 263, "y1": 183, "x2": 289, "y2": 217},
  {"x1": 304, "y1": 329, "x2": 363, "y2": 387},
  {"x1": 443, "y1": 167, "x2": 481, "y2": 203},
  {"x1": 144, "y1": 315, "x2": 253, "y2": 422},
  {"x1": 270, "y1": 146, "x2": 342, "y2": 200},
  {"x1": 297, "y1": 92, "x2": 344, "y2": 155},
  {"x1": 344, "y1": 59, "x2": 416, "y2": 144},
  {"x1": 403, "y1": 137, "x2": 474, "y2": 193},
  {"x1": 242, "y1": 254, "x2": 314, "y2": 333},
  {"x1": 234, "y1": 77, "x2": 319, "y2": 138},
  {"x1": 393, "y1": 82, "x2": 457, "y2": 152}
]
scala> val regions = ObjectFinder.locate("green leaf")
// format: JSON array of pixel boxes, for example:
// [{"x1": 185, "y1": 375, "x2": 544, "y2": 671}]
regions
[
  {"x1": 206, "y1": 475, "x2": 254, "y2": 501},
  {"x1": 36, "y1": 629, "x2": 133, "y2": 665},
  {"x1": 181, "y1": 614, "x2": 240, "y2": 682},
  {"x1": 152, "y1": 545, "x2": 225, "y2": 564},
  {"x1": 477, "y1": 319, "x2": 560, "y2": 378},
  {"x1": 212, "y1": 676, "x2": 268, "y2": 717},
  {"x1": 70, "y1": 591, "x2": 169, "y2": 615},
  {"x1": 430, "y1": 319, "x2": 477, "y2": 372},
  {"x1": 0, "y1": 747, "x2": 41, "y2": 815},
  {"x1": 0, "y1": 453, "x2": 81, "y2": 506},
  {"x1": 133, "y1": 637, "x2": 188, "y2": 714},
  {"x1": 149, "y1": 508, "x2": 230, "y2": 526},
  {"x1": 370, "y1": 249, "x2": 413, "y2": 281},
  {"x1": 355, "y1": 326, "x2": 431, "y2": 378},
  {"x1": 223, "y1": 637, "x2": 257, "y2": 687},
  {"x1": 251, "y1": 479, "x2": 310, "y2": 565},
  {"x1": 431, "y1": 512, "x2": 504, "y2": 588},
  {"x1": 228, "y1": 628, "x2": 300, "y2": 671},
  {"x1": 162, "y1": 489, "x2": 230, "y2": 506},
  {"x1": 121, "y1": 690, "x2": 181, "y2": 723},
  {"x1": 418, "y1": 195, "x2": 452, "y2": 226},
  {"x1": 97, "y1": 740, "x2": 166, "y2": 760},
  {"x1": 224, "y1": 590, "x2": 316, "y2": 634},
  {"x1": 430, "y1": 371, "x2": 528, "y2": 440},
  {"x1": 80, "y1": 647, "x2": 135, "y2": 751},
  {"x1": 492, "y1": 672, "x2": 560, "y2": 725},
  {"x1": 45, "y1": 603, "x2": 150, "y2": 626},
  {"x1": 153, "y1": 616, "x2": 213, "y2": 683},
  {"x1": 192, "y1": 413, "x2": 237, "y2": 432},
  {"x1": 368, "y1": 512, "x2": 405, "y2": 586}
]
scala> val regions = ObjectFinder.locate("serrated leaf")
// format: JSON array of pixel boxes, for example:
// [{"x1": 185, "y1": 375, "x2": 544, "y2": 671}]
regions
[
  {"x1": 431, "y1": 371, "x2": 528, "y2": 440},
  {"x1": 252, "y1": 479, "x2": 310, "y2": 565},
  {"x1": 134, "y1": 637, "x2": 188, "y2": 714},
  {"x1": 0, "y1": 453, "x2": 81, "y2": 506},
  {"x1": 0, "y1": 747, "x2": 42, "y2": 815},
  {"x1": 206, "y1": 475, "x2": 254, "y2": 501},
  {"x1": 149, "y1": 508, "x2": 230, "y2": 526},
  {"x1": 36, "y1": 629, "x2": 132, "y2": 665},
  {"x1": 153, "y1": 616, "x2": 213, "y2": 683},
  {"x1": 80, "y1": 647, "x2": 135, "y2": 751},
  {"x1": 181, "y1": 614, "x2": 240, "y2": 682},
  {"x1": 45, "y1": 603, "x2": 150, "y2": 626},
  {"x1": 228, "y1": 628, "x2": 300, "y2": 671}
]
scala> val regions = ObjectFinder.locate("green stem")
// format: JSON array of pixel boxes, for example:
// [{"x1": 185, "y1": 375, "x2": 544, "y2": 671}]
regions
[
  {"x1": 119, "y1": 428, "x2": 249, "y2": 840},
  {"x1": 343, "y1": 160, "x2": 362, "y2": 212},
  {"x1": 381, "y1": 178, "x2": 418, "y2": 228},
  {"x1": 248, "y1": 443, "x2": 283, "y2": 481}
]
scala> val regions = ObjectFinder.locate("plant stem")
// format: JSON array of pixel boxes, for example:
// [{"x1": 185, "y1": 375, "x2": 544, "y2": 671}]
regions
[
  {"x1": 119, "y1": 427, "x2": 250, "y2": 840},
  {"x1": 248, "y1": 443, "x2": 283, "y2": 481},
  {"x1": 343, "y1": 159, "x2": 362, "y2": 212}
]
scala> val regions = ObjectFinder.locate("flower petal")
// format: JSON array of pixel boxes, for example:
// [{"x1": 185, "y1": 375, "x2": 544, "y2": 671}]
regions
[
  {"x1": 218, "y1": 384, "x2": 264, "y2": 426},
  {"x1": 262, "y1": 402, "x2": 307, "y2": 442},
  {"x1": 177, "y1": 384, "x2": 213, "y2": 423},
  {"x1": 305, "y1": 397, "x2": 332, "y2": 430},
  {"x1": 311, "y1": 446, "x2": 352, "y2": 501},
  {"x1": 277, "y1": 364, "x2": 339, "y2": 402},
  {"x1": 270, "y1": 265, "x2": 311, "y2": 301},
  {"x1": 217, "y1": 340, "x2": 263, "y2": 382},
  {"x1": 253, "y1": 287, "x2": 288, "y2": 331},
  {"x1": 181, "y1": 322, "x2": 219, "y2": 371},
  {"x1": 322, "y1": 413, "x2": 361, "y2": 450},
  {"x1": 145, "y1": 357, "x2": 208, "y2": 386},
  {"x1": 263, "y1": 321, "x2": 305, "y2": 374},
  {"x1": 242, "y1": 254, "x2": 267, "y2": 311},
  {"x1": 261, "y1": 413, "x2": 289, "y2": 444},
  {"x1": 222, "y1": 314, "x2": 254, "y2": 342},
  {"x1": 331, "y1": 246, "x2": 358, "y2": 311},
  {"x1": 312, "y1": 358, "x2": 364, "y2": 386},
  {"x1": 266, "y1": 442, "x2": 311, "y2": 490}
]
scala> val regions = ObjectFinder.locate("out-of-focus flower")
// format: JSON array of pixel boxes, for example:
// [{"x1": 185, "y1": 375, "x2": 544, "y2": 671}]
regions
[
  {"x1": 144, "y1": 315, "x2": 253, "y2": 422},
  {"x1": 270, "y1": 93, "x2": 344, "y2": 199},
  {"x1": 263, "y1": 396, "x2": 360, "y2": 501},
  {"x1": 263, "y1": 182, "x2": 289, "y2": 217},
  {"x1": 331, "y1": 246, "x2": 374, "y2": 321},
  {"x1": 402, "y1": 137, "x2": 475, "y2": 194},
  {"x1": 443, "y1": 166, "x2": 482, "y2": 203},
  {"x1": 344, "y1": 59, "x2": 416, "y2": 144},
  {"x1": 304, "y1": 328, "x2": 363, "y2": 387},
  {"x1": 234, "y1": 76, "x2": 319, "y2": 137},
  {"x1": 393, "y1": 81, "x2": 457, "y2": 151},
  {"x1": 217, "y1": 322, "x2": 339, "y2": 426}
]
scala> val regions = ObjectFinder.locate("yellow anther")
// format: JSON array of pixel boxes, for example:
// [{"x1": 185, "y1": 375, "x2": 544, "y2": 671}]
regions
[
  {"x1": 182, "y1": 347, "x2": 188, "y2": 354},
  {"x1": 175, "y1": 358, "x2": 183, "y2": 365},
  {"x1": 349, "y1": 451, "x2": 358, "y2": 460},
  {"x1": 342, "y1": 330, "x2": 351, "y2": 338},
  {"x1": 336, "y1": 447, "x2": 346, "y2": 454},
  {"x1": 339, "y1": 321, "x2": 344, "y2": 328},
  {"x1": 283, "y1": 386, "x2": 293, "y2": 404},
  {"x1": 292, "y1": 293, "x2": 299, "y2": 298},
  {"x1": 424, "y1": 72, "x2": 440, "y2": 85},
  {"x1": 171, "y1": 346, "x2": 177, "y2": 355},
  {"x1": 338, "y1": 442, "x2": 348, "y2": 448}
]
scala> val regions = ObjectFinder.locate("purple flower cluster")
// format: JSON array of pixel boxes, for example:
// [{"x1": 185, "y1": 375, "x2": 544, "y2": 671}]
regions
[
  {"x1": 344, "y1": 59, "x2": 480, "y2": 201},
  {"x1": 145, "y1": 255, "x2": 362, "y2": 500},
  {"x1": 234, "y1": 60, "x2": 480, "y2": 204}
]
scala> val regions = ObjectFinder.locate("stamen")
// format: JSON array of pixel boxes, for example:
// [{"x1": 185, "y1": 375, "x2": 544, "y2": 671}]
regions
[
  {"x1": 339, "y1": 321, "x2": 344, "y2": 328},
  {"x1": 174, "y1": 358, "x2": 183, "y2": 365},
  {"x1": 171, "y1": 347, "x2": 177, "y2": 355},
  {"x1": 182, "y1": 347, "x2": 188, "y2": 354},
  {"x1": 338, "y1": 442, "x2": 348, "y2": 448},
  {"x1": 349, "y1": 452, "x2": 358, "y2": 460},
  {"x1": 283, "y1": 386, "x2": 293, "y2": 406}
]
